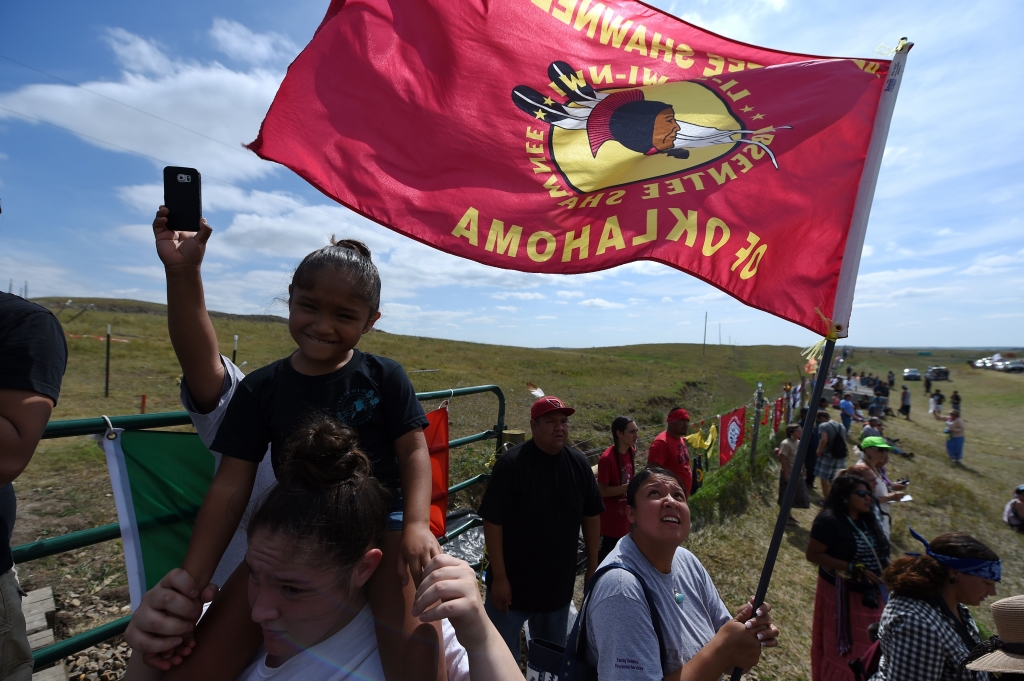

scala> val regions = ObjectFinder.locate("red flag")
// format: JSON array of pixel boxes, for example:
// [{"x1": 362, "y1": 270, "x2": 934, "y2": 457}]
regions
[
  {"x1": 761, "y1": 409, "x2": 769, "y2": 426},
  {"x1": 249, "y1": 0, "x2": 902, "y2": 337},
  {"x1": 772, "y1": 397, "x2": 784, "y2": 433},
  {"x1": 719, "y1": 406, "x2": 746, "y2": 466},
  {"x1": 423, "y1": 406, "x2": 450, "y2": 538}
]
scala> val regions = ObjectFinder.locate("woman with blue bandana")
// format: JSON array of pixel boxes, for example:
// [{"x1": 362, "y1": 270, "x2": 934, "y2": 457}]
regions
[{"x1": 873, "y1": 529, "x2": 1000, "y2": 681}]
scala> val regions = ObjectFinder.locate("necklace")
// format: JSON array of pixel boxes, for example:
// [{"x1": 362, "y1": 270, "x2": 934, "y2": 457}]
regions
[{"x1": 673, "y1": 589, "x2": 685, "y2": 605}]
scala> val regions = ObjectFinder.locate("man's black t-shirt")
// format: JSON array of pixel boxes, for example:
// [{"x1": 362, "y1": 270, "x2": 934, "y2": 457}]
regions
[
  {"x1": 210, "y1": 349, "x2": 428, "y2": 497},
  {"x1": 0, "y1": 293, "x2": 68, "y2": 573},
  {"x1": 479, "y1": 439, "x2": 605, "y2": 613}
]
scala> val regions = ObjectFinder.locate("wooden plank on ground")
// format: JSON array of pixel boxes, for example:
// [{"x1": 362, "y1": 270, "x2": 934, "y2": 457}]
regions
[
  {"x1": 23, "y1": 587, "x2": 53, "y2": 606},
  {"x1": 28, "y1": 628, "x2": 54, "y2": 651},
  {"x1": 32, "y1": 663, "x2": 68, "y2": 681},
  {"x1": 23, "y1": 587, "x2": 56, "y2": 636}
]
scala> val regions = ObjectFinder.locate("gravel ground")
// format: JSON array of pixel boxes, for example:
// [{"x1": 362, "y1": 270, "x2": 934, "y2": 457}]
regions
[{"x1": 63, "y1": 640, "x2": 131, "y2": 680}]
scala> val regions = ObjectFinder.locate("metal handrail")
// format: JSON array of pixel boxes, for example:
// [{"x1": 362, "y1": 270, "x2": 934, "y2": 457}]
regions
[
  {"x1": 29, "y1": 384, "x2": 504, "y2": 669},
  {"x1": 42, "y1": 383, "x2": 507, "y2": 453}
]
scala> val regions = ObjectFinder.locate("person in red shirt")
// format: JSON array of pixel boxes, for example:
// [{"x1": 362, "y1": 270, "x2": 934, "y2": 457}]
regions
[
  {"x1": 647, "y1": 407, "x2": 693, "y2": 495},
  {"x1": 596, "y1": 416, "x2": 639, "y2": 564}
]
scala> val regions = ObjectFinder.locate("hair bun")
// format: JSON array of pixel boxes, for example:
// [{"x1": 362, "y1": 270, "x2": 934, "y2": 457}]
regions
[
  {"x1": 282, "y1": 414, "x2": 372, "y2": 489},
  {"x1": 328, "y1": 236, "x2": 372, "y2": 259}
]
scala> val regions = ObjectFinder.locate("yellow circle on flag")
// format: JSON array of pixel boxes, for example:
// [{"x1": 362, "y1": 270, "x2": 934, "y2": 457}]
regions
[{"x1": 550, "y1": 81, "x2": 744, "y2": 194}]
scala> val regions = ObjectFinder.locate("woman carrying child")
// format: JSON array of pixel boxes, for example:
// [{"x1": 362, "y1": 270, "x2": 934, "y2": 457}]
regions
[
  {"x1": 124, "y1": 416, "x2": 522, "y2": 680},
  {"x1": 128, "y1": 208, "x2": 445, "y2": 681}
]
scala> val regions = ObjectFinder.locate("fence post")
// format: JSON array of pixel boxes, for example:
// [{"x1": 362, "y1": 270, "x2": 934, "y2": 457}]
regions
[
  {"x1": 749, "y1": 383, "x2": 763, "y2": 467},
  {"x1": 232, "y1": 335, "x2": 238, "y2": 364},
  {"x1": 104, "y1": 325, "x2": 111, "y2": 398}
]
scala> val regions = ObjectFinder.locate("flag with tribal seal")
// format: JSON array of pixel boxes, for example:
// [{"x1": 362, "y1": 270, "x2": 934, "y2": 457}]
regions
[{"x1": 249, "y1": 0, "x2": 896, "y2": 337}]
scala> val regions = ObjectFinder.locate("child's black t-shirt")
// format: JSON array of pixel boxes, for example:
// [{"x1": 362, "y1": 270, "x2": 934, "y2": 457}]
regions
[{"x1": 210, "y1": 349, "x2": 428, "y2": 499}]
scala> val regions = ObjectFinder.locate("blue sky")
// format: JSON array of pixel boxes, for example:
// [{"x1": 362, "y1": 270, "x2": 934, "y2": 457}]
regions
[{"x1": 1, "y1": 0, "x2": 1021, "y2": 349}]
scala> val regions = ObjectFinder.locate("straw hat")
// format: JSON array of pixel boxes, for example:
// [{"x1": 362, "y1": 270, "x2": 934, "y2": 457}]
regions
[{"x1": 967, "y1": 595, "x2": 1024, "y2": 673}]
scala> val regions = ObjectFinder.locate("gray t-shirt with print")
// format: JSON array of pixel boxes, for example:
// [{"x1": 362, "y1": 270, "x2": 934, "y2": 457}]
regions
[{"x1": 584, "y1": 534, "x2": 732, "y2": 680}]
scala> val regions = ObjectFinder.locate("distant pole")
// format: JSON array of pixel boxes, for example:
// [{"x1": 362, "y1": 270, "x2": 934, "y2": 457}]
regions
[
  {"x1": 7, "y1": 279, "x2": 11, "y2": 294},
  {"x1": 140, "y1": 394, "x2": 147, "y2": 414},
  {"x1": 104, "y1": 324, "x2": 111, "y2": 398},
  {"x1": 702, "y1": 312, "x2": 707, "y2": 356},
  {"x1": 24, "y1": 281, "x2": 27, "y2": 300},
  {"x1": 750, "y1": 383, "x2": 764, "y2": 467},
  {"x1": 232, "y1": 335, "x2": 238, "y2": 365}
]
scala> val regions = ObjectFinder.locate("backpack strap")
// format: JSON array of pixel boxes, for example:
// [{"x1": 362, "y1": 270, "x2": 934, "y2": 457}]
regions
[{"x1": 561, "y1": 562, "x2": 667, "y2": 679}]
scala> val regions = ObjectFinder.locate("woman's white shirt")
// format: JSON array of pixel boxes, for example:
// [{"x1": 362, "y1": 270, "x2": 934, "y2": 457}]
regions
[{"x1": 238, "y1": 605, "x2": 470, "y2": 681}]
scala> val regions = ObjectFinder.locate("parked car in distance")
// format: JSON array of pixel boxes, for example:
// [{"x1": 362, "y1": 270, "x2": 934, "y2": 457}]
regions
[
  {"x1": 925, "y1": 366, "x2": 950, "y2": 380},
  {"x1": 903, "y1": 368, "x2": 921, "y2": 380},
  {"x1": 1004, "y1": 360, "x2": 1024, "y2": 374}
]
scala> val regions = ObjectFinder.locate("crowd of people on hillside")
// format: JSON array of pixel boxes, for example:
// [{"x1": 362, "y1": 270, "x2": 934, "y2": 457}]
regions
[{"x1": 0, "y1": 207, "x2": 1019, "y2": 681}]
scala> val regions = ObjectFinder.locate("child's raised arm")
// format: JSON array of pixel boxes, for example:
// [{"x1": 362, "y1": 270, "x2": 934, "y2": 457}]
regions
[
  {"x1": 394, "y1": 427, "x2": 440, "y2": 585},
  {"x1": 153, "y1": 205, "x2": 223, "y2": 413},
  {"x1": 181, "y1": 457, "x2": 258, "y2": 591}
]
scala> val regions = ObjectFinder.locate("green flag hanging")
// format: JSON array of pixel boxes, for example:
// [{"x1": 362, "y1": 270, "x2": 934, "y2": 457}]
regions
[{"x1": 102, "y1": 429, "x2": 214, "y2": 608}]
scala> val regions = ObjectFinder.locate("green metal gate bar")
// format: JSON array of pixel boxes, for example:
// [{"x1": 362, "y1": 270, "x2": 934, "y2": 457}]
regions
[{"x1": 27, "y1": 384, "x2": 505, "y2": 670}]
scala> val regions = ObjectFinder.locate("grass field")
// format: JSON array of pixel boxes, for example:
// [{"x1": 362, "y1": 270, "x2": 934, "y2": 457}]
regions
[{"x1": 18, "y1": 297, "x2": 1024, "y2": 679}]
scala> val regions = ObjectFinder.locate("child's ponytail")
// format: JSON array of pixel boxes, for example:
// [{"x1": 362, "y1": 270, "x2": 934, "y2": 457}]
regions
[
  {"x1": 248, "y1": 414, "x2": 390, "y2": 579},
  {"x1": 291, "y1": 236, "x2": 381, "y2": 316}
]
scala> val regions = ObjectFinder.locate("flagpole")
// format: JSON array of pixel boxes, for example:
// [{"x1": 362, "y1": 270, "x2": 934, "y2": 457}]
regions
[
  {"x1": 831, "y1": 40, "x2": 913, "y2": 335},
  {"x1": 728, "y1": 339, "x2": 835, "y2": 681}
]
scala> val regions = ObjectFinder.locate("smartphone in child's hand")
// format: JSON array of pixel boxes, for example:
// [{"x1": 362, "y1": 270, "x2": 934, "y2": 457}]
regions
[{"x1": 163, "y1": 166, "x2": 202, "y2": 232}]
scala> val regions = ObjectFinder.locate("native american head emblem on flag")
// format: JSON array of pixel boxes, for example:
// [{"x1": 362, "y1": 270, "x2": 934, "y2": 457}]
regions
[{"x1": 512, "y1": 61, "x2": 790, "y2": 193}]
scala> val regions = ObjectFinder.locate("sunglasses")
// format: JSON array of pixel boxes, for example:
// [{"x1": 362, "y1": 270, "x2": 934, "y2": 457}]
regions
[{"x1": 852, "y1": 489, "x2": 872, "y2": 498}]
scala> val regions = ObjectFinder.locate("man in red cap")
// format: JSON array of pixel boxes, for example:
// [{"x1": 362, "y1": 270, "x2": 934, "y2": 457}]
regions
[
  {"x1": 479, "y1": 396, "x2": 605, "y2": 659},
  {"x1": 647, "y1": 406, "x2": 693, "y2": 496}
]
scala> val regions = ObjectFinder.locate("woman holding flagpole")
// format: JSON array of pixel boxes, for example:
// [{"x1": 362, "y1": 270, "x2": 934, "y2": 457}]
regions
[{"x1": 583, "y1": 466, "x2": 781, "y2": 679}]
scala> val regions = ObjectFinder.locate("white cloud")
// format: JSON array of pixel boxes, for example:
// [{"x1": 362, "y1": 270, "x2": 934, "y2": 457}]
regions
[
  {"x1": 661, "y1": 296, "x2": 673, "y2": 303},
  {"x1": 0, "y1": 25, "x2": 282, "y2": 182},
  {"x1": 114, "y1": 265, "x2": 166, "y2": 280},
  {"x1": 683, "y1": 291, "x2": 727, "y2": 304},
  {"x1": 104, "y1": 29, "x2": 175, "y2": 76},
  {"x1": 491, "y1": 291, "x2": 544, "y2": 300},
  {"x1": 536, "y1": 315, "x2": 556, "y2": 320},
  {"x1": 618, "y1": 261, "x2": 672, "y2": 276},
  {"x1": 627, "y1": 298, "x2": 647, "y2": 304},
  {"x1": 959, "y1": 250, "x2": 1023, "y2": 276},
  {"x1": 861, "y1": 245, "x2": 875, "y2": 257},
  {"x1": 856, "y1": 268, "x2": 954, "y2": 287},
  {"x1": 557, "y1": 290, "x2": 584, "y2": 299},
  {"x1": 580, "y1": 298, "x2": 625, "y2": 309},
  {"x1": 495, "y1": 305, "x2": 518, "y2": 312},
  {"x1": 209, "y1": 18, "x2": 298, "y2": 66}
]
